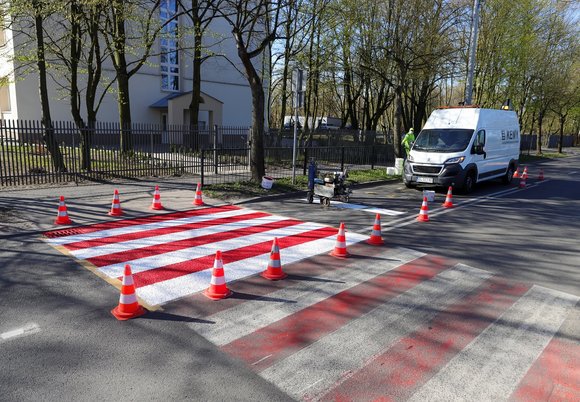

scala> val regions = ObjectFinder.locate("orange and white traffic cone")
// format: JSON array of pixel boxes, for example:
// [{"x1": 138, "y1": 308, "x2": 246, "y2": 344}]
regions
[
  {"x1": 204, "y1": 251, "x2": 232, "y2": 300},
  {"x1": 330, "y1": 222, "x2": 350, "y2": 258},
  {"x1": 366, "y1": 214, "x2": 384, "y2": 246},
  {"x1": 442, "y1": 186, "x2": 454, "y2": 208},
  {"x1": 193, "y1": 183, "x2": 204, "y2": 206},
  {"x1": 150, "y1": 185, "x2": 164, "y2": 210},
  {"x1": 513, "y1": 168, "x2": 519, "y2": 179},
  {"x1": 54, "y1": 196, "x2": 73, "y2": 225},
  {"x1": 416, "y1": 197, "x2": 430, "y2": 222},
  {"x1": 538, "y1": 168, "x2": 544, "y2": 180},
  {"x1": 111, "y1": 264, "x2": 146, "y2": 320},
  {"x1": 523, "y1": 166, "x2": 528, "y2": 177},
  {"x1": 108, "y1": 189, "x2": 123, "y2": 216},
  {"x1": 261, "y1": 238, "x2": 287, "y2": 280},
  {"x1": 519, "y1": 172, "x2": 527, "y2": 188}
]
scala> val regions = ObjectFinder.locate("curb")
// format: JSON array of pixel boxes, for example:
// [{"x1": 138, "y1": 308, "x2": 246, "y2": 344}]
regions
[{"x1": 232, "y1": 178, "x2": 402, "y2": 205}]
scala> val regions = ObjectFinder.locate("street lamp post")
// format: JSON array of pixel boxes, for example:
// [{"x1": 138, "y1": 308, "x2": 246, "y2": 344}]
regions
[
  {"x1": 465, "y1": 0, "x2": 481, "y2": 105},
  {"x1": 292, "y1": 67, "x2": 304, "y2": 184}
]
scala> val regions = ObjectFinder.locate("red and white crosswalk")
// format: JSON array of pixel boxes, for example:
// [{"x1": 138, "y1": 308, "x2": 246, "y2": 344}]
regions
[
  {"x1": 43, "y1": 206, "x2": 579, "y2": 400},
  {"x1": 182, "y1": 250, "x2": 579, "y2": 401},
  {"x1": 43, "y1": 206, "x2": 367, "y2": 306}
]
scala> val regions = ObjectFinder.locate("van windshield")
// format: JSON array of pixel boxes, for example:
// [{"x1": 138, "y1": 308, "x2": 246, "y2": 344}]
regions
[{"x1": 412, "y1": 129, "x2": 474, "y2": 153}]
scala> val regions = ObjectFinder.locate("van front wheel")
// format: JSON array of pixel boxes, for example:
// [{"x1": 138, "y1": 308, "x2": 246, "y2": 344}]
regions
[{"x1": 462, "y1": 171, "x2": 476, "y2": 194}]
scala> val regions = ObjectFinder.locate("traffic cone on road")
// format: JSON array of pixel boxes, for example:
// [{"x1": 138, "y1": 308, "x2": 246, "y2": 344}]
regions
[
  {"x1": 538, "y1": 168, "x2": 544, "y2": 181},
  {"x1": 193, "y1": 183, "x2": 204, "y2": 206},
  {"x1": 150, "y1": 185, "x2": 164, "y2": 210},
  {"x1": 366, "y1": 214, "x2": 384, "y2": 246},
  {"x1": 513, "y1": 168, "x2": 519, "y2": 179},
  {"x1": 204, "y1": 251, "x2": 232, "y2": 300},
  {"x1": 108, "y1": 189, "x2": 123, "y2": 216},
  {"x1": 442, "y1": 186, "x2": 454, "y2": 208},
  {"x1": 261, "y1": 238, "x2": 287, "y2": 280},
  {"x1": 330, "y1": 222, "x2": 350, "y2": 258},
  {"x1": 54, "y1": 196, "x2": 73, "y2": 225},
  {"x1": 523, "y1": 166, "x2": 528, "y2": 177},
  {"x1": 416, "y1": 197, "x2": 430, "y2": 222},
  {"x1": 111, "y1": 264, "x2": 146, "y2": 320},
  {"x1": 518, "y1": 172, "x2": 527, "y2": 188}
]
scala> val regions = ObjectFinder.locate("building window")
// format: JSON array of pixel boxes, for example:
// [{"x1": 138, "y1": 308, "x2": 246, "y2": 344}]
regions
[{"x1": 160, "y1": 0, "x2": 179, "y2": 92}]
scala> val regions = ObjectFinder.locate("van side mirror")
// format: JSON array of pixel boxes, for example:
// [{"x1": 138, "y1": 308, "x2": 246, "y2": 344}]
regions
[{"x1": 473, "y1": 144, "x2": 485, "y2": 155}]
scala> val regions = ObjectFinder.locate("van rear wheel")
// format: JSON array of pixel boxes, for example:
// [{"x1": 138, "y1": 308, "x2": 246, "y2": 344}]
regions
[{"x1": 502, "y1": 165, "x2": 514, "y2": 184}]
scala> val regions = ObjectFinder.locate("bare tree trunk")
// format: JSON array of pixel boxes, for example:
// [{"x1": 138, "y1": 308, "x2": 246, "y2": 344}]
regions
[
  {"x1": 188, "y1": 0, "x2": 202, "y2": 151},
  {"x1": 33, "y1": 1, "x2": 66, "y2": 172},
  {"x1": 111, "y1": 0, "x2": 133, "y2": 153},
  {"x1": 394, "y1": 85, "x2": 404, "y2": 158},
  {"x1": 558, "y1": 114, "x2": 565, "y2": 153},
  {"x1": 536, "y1": 110, "x2": 543, "y2": 155},
  {"x1": 236, "y1": 42, "x2": 265, "y2": 181}
]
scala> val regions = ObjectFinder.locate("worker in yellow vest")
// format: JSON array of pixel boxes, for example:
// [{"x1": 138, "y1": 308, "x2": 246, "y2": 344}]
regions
[{"x1": 402, "y1": 128, "x2": 415, "y2": 157}]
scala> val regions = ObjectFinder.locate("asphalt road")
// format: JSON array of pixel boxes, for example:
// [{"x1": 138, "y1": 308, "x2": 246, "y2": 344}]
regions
[{"x1": 0, "y1": 150, "x2": 578, "y2": 401}]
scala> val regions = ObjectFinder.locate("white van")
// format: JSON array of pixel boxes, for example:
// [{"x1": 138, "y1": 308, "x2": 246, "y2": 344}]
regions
[{"x1": 403, "y1": 107, "x2": 520, "y2": 193}]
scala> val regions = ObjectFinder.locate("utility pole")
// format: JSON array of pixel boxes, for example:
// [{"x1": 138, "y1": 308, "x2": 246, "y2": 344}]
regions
[
  {"x1": 292, "y1": 67, "x2": 304, "y2": 184},
  {"x1": 465, "y1": 0, "x2": 481, "y2": 105}
]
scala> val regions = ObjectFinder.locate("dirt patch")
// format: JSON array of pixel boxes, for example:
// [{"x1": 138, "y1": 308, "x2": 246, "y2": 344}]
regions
[{"x1": 0, "y1": 207, "x2": 39, "y2": 232}]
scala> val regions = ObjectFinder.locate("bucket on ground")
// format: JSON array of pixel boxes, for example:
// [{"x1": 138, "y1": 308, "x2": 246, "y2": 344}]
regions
[
  {"x1": 423, "y1": 190, "x2": 435, "y2": 202},
  {"x1": 261, "y1": 176, "x2": 274, "y2": 190},
  {"x1": 395, "y1": 158, "x2": 404, "y2": 175}
]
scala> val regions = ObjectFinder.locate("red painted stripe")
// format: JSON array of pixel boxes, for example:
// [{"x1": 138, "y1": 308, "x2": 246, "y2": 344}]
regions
[
  {"x1": 220, "y1": 255, "x2": 453, "y2": 372},
  {"x1": 87, "y1": 218, "x2": 303, "y2": 267},
  {"x1": 510, "y1": 338, "x2": 580, "y2": 401},
  {"x1": 63, "y1": 211, "x2": 269, "y2": 252},
  {"x1": 319, "y1": 278, "x2": 530, "y2": 402},
  {"x1": 43, "y1": 205, "x2": 240, "y2": 238},
  {"x1": 133, "y1": 226, "x2": 338, "y2": 287}
]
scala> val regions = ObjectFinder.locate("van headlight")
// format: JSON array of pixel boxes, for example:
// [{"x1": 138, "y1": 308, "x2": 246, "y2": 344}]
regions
[
  {"x1": 407, "y1": 154, "x2": 414, "y2": 162},
  {"x1": 444, "y1": 156, "x2": 465, "y2": 164}
]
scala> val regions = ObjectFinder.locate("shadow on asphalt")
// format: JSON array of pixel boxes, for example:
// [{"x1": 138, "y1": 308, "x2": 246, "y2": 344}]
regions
[{"x1": 143, "y1": 311, "x2": 215, "y2": 324}]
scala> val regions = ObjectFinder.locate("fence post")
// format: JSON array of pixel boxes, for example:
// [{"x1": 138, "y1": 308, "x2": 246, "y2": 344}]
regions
[
  {"x1": 212, "y1": 126, "x2": 218, "y2": 174},
  {"x1": 371, "y1": 133, "x2": 376, "y2": 169},
  {"x1": 340, "y1": 146, "x2": 345, "y2": 171},
  {"x1": 302, "y1": 147, "x2": 308, "y2": 176},
  {"x1": 201, "y1": 149, "x2": 205, "y2": 186}
]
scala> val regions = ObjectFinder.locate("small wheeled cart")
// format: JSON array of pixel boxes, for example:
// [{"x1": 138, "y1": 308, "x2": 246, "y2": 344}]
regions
[{"x1": 306, "y1": 159, "x2": 352, "y2": 207}]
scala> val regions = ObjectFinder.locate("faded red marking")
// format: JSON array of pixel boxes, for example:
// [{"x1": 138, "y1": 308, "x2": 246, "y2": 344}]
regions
[
  {"x1": 43, "y1": 205, "x2": 240, "y2": 238},
  {"x1": 133, "y1": 226, "x2": 337, "y2": 287},
  {"x1": 63, "y1": 211, "x2": 268, "y2": 251},
  {"x1": 220, "y1": 255, "x2": 453, "y2": 372},
  {"x1": 510, "y1": 337, "x2": 580, "y2": 401},
  {"x1": 318, "y1": 278, "x2": 530, "y2": 402},
  {"x1": 87, "y1": 218, "x2": 303, "y2": 267}
]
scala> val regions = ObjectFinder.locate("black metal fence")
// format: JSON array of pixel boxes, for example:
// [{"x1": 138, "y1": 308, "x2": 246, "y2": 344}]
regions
[
  {"x1": 198, "y1": 144, "x2": 395, "y2": 186},
  {"x1": 1, "y1": 120, "x2": 575, "y2": 188},
  {"x1": 0, "y1": 120, "x2": 395, "y2": 187}
]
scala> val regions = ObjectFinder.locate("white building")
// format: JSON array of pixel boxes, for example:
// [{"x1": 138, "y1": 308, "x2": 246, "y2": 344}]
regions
[{"x1": 0, "y1": 1, "x2": 257, "y2": 130}]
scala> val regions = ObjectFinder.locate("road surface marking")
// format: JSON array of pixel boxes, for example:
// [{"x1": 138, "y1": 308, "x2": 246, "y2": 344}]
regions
[
  {"x1": 302, "y1": 199, "x2": 404, "y2": 216},
  {"x1": 44, "y1": 206, "x2": 368, "y2": 306},
  {"x1": 260, "y1": 264, "x2": 492, "y2": 400},
  {"x1": 189, "y1": 247, "x2": 425, "y2": 346},
  {"x1": 408, "y1": 286, "x2": 579, "y2": 401},
  {"x1": 0, "y1": 323, "x2": 40, "y2": 342}
]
